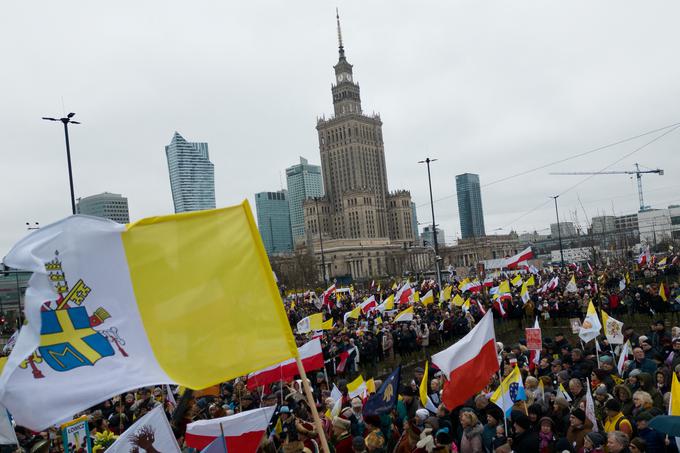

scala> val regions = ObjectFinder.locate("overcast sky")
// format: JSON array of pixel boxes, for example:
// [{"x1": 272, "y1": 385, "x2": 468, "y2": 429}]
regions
[{"x1": 2, "y1": 1, "x2": 680, "y2": 254}]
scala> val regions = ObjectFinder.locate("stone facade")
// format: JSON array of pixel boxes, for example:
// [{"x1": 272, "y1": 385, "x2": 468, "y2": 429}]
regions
[{"x1": 440, "y1": 234, "x2": 522, "y2": 269}]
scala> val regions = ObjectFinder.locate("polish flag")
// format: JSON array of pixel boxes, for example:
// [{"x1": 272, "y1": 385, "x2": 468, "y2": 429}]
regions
[
  {"x1": 395, "y1": 283, "x2": 413, "y2": 305},
  {"x1": 323, "y1": 284, "x2": 336, "y2": 308},
  {"x1": 505, "y1": 247, "x2": 534, "y2": 269},
  {"x1": 476, "y1": 300, "x2": 487, "y2": 315},
  {"x1": 247, "y1": 339, "x2": 323, "y2": 390},
  {"x1": 360, "y1": 296, "x2": 378, "y2": 313},
  {"x1": 432, "y1": 311, "x2": 498, "y2": 410},
  {"x1": 547, "y1": 276, "x2": 560, "y2": 291},
  {"x1": 483, "y1": 276, "x2": 495, "y2": 288},
  {"x1": 186, "y1": 406, "x2": 275, "y2": 452},
  {"x1": 336, "y1": 351, "x2": 351, "y2": 373}
]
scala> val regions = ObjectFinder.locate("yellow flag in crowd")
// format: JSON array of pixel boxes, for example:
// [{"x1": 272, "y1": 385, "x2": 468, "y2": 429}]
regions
[
  {"x1": 458, "y1": 278, "x2": 470, "y2": 291},
  {"x1": 290, "y1": 300, "x2": 296, "y2": 310},
  {"x1": 413, "y1": 291, "x2": 420, "y2": 303},
  {"x1": 452, "y1": 293, "x2": 465, "y2": 307},
  {"x1": 383, "y1": 294, "x2": 395, "y2": 310},
  {"x1": 498, "y1": 280, "x2": 511, "y2": 294},
  {"x1": 441, "y1": 285, "x2": 452, "y2": 302},
  {"x1": 510, "y1": 275, "x2": 522, "y2": 287},
  {"x1": 421, "y1": 289, "x2": 434, "y2": 306},
  {"x1": 660, "y1": 283, "x2": 668, "y2": 302},
  {"x1": 366, "y1": 378, "x2": 376, "y2": 394},
  {"x1": 321, "y1": 318, "x2": 334, "y2": 330},
  {"x1": 526, "y1": 275, "x2": 535, "y2": 286},
  {"x1": 347, "y1": 375, "x2": 367, "y2": 398},
  {"x1": 671, "y1": 373, "x2": 680, "y2": 415},
  {"x1": 419, "y1": 362, "x2": 429, "y2": 407}
]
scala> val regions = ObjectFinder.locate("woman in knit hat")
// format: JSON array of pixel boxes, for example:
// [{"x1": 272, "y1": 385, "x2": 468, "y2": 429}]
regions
[
  {"x1": 548, "y1": 395, "x2": 571, "y2": 436},
  {"x1": 538, "y1": 417, "x2": 557, "y2": 453},
  {"x1": 582, "y1": 431, "x2": 606, "y2": 453},
  {"x1": 566, "y1": 408, "x2": 592, "y2": 451}
]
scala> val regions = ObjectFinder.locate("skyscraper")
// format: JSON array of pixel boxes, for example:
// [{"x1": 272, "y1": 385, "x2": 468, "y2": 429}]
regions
[
  {"x1": 255, "y1": 191, "x2": 294, "y2": 255},
  {"x1": 76, "y1": 192, "x2": 130, "y2": 224},
  {"x1": 165, "y1": 132, "x2": 215, "y2": 213},
  {"x1": 456, "y1": 173, "x2": 486, "y2": 239},
  {"x1": 286, "y1": 157, "x2": 324, "y2": 243},
  {"x1": 306, "y1": 12, "x2": 414, "y2": 244}
]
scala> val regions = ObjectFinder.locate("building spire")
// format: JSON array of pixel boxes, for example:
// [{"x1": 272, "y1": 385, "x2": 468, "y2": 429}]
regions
[{"x1": 336, "y1": 8, "x2": 345, "y2": 58}]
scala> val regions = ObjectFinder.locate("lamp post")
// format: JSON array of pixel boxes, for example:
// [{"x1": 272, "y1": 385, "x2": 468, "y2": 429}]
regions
[
  {"x1": 418, "y1": 158, "x2": 442, "y2": 289},
  {"x1": 552, "y1": 195, "x2": 565, "y2": 268},
  {"x1": 314, "y1": 197, "x2": 328, "y2": 286},
  {"x1": 42, "y1": 113, "x2": 81, "y2": 215}
]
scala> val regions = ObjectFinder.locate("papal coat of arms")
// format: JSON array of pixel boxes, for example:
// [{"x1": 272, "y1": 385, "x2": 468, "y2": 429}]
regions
[{"x1": 20, "y1": 251, "x2": 128, "y2": 378}]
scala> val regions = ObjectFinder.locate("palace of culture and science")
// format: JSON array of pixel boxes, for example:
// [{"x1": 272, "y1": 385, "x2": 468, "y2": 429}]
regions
[{"x1": 303, "y1": 14, "x2": 431, "y2": 280}]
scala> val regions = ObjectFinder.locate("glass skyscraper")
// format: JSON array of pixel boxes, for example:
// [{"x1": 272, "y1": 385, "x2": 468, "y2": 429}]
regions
[
  {"x1": 165, "y1": 132, "x2": 215, "y2": 213},
  {"x1": 76, "y1": 192, "x2": 130, "y2": 224},
  {"x1": 286, "y1": 157, "x2": 323, "y2": 242},
  {"x1": 456, "y1": 173, "x2": 486, "y2": 239},
  {"x1": 255, "y1": 190, "x2": 294, "y2": 255}
]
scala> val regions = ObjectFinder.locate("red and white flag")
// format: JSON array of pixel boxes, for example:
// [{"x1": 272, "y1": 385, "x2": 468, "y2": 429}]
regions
[
  {"x1": 360, "y1": 296, "x2": 378, "y2": 313},
  {"x1": 504, "y1": 247, "x2": 534, "y2": 269},
  {"x1": 432, "y1": 311, "x2": 498, "y2": 410},
  {"x1": 186, "y1": 406, "x2": 276, "y2": 452},
  {"x1": 395, "y1": 283, "x2": 413, "y2": 305},
  {"x1": 247, "y1": 339, "x2": 323, "y2": 390},
  {"x1": 323, "y1": 284, "x2": 336, "y2": 308}
]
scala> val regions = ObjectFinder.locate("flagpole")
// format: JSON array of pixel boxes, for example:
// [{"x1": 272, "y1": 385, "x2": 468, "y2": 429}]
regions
[
  {"x1": 497, "y1": 370, "x2": 508, "y2": 437},
  {"x1": 295, "y1": 356, "x2": 331, "y2": 453},
  {"x1": 219, "y1": 422, "x2": 228, "y2": 453}
]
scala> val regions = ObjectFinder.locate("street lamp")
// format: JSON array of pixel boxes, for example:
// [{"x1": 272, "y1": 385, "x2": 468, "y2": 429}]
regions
[
  {"x1": 313, "y1": 197, "x2": 328, "y2": 286},
  {"x1": 551, "y1": 195, "x2": 565, "y2": 268},
  {"x1": 42, "y1": 113, "x2": 81, "y2": 215},
  {"x1": 418, "y1": 158, "x2": 442, "y2": 289}
]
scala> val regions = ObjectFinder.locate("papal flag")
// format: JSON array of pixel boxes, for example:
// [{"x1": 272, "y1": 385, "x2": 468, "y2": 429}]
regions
[
  {"x1": 578, "y1": 301, "x2": 602, "y2": 343},
  {"x1": 421, "y1": 289, "x2": 434, "y2": 306},
  {"x1": 566, "y1": 275, "x2": 578, "y2": 293},
  {"x1": 297, "y1": 313, "x2": 323, "y2": 334},
  {"x1": 394, "y1": 306, "x2": 414, "y2": 322},
  {"x1": 510, "y1": 275, "x2": 523, "y2": 287},
  {"x1": 0, "y1": 202, "x2": 298, "y2": 430},
  {"x1": 601, "y1": 311, "x2": 624, "y2": 344}
]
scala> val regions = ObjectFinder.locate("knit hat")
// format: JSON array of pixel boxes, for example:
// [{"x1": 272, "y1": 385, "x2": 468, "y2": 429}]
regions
[
  {"x1": 629, "y1": 369, "x2": 642, "y2": 378},
  {"x1": 435, "y1": 427, "x2": 451, "y2": 445},
  {"x1": 571, "y1": 408, "x2": 586, "y2": 423},
  {"x1": 586, "y1": 432, "x2": 606, "y2": 448},
  {"x1": 636, "y1": 411, "x2": 653, "y2": 422},
  {"x1": 605, "y1": 399, "x2": 621, "y2": 412},
  {"x1": 416, "y1": 408, "x2": 429, "y2": 421},
  {"x1": 600, "y1": 355, "x2": 614, "y2": 365},
  {"x1": 557, "y1": 370, "x2": 571, "y2": 382},
  {"x1": 594, "y1": 384, "x2": 608, "y2": 396},
  {"x1": 539, "y1": 416, "x2": 554, "y2": 428},
  {"x1": 513, "y1": 413, "x2": 531, "y2": 430}
]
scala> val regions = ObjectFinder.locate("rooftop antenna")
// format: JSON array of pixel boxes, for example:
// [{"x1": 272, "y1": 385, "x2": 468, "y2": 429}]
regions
[{"x1": 336, "y1": 8, "x2": 345, "y2": 57}]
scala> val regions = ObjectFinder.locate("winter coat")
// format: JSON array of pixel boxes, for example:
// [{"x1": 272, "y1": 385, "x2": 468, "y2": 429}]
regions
[
  {"x1": 459, "y1": 423, "x2": 483, "y2": 453},
  {"x1": 566, "y1": 419, "x2": 593, "y2": 452},
  {"x1": 512, "y1": 429, "x2": 540, "y2": 453}
]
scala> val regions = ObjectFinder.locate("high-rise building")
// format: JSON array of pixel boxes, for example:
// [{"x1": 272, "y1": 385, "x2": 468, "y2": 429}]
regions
[
  {"x1": 422, "y1": 226, "x2": 445, "y2": 248},
  {"x1": 456, "y1": 173, "x2": 486, "y2": 239},
  {"x1": 255, "y1": 190, "x2": 293, "y2": 255},
  {"x1": 550, "y1": 222, "x2": 576, "y2": 238},
  {"x1": 591, "y1": 215, "x2": 616, "y2": 235},
  {"x1": 76, "y1": 192, "x2": 130, "y2": 223},
  {"x1": 411, "y1": 202, "x2": 419, "y2": 240},
  {"x1": 286, "y1": 157, "x2": 324, "y2": 243},
  {"x1": 165, "y1": 132, "x2": 215, "y2": 213},
  {"x1": 305, "y1": 12, "x2": 414, "y2": 245}
]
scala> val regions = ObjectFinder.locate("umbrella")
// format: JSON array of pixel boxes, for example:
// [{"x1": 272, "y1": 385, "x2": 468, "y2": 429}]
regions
[{"x1": 649, "y1": 415, "x2": 680, "y2": 437}]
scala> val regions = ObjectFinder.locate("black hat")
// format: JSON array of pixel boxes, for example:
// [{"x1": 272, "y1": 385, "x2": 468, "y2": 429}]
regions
[
  {"x1": 512, "y1": 412, "x2": 531, "y2": 430},
  {"x1": 636, "y1": 411, "x2": 653, "y2": 422},
  {"x1": 586, "y1": 432, "x2": 606, "y2": 448},
  {"x1": 401, "y1": 386, "x2": 418, "y2": 397},
  {"x1": 571, "y1": 408, "x2": 586, "y2": 422},
  {"x1": 604, "y1": 399, "x2": 621, "y2": 412}
]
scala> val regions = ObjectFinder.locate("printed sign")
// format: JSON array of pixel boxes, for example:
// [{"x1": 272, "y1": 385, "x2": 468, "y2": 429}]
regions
[
  {"x1": 525, "y1": 328, "x2": 542, "y2": 350},
  {"x1": 61, "y1": 416, "x2": 91, "y2": 453}
]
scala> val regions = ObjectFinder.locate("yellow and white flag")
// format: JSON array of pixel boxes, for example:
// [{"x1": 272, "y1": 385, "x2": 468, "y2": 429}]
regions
[
  {"x1": 566, "y1": 275, "x2": 578, "y2": 293},
  {"x1": 440, "y1": 286, "x2": 452, "y2": 303},
  {"x1": 510, "y1": 275, "x2": 523, "y2": 287},
  {"x1": 452, "y1": 293, "x2": 465, "y2": 307},
  {"x1": 297, "y1": 313, "x2": 323, "y2": 334},
  {"x1": 347, "y1": 375, "x2": 367, "y2": 398},
  {"x1": 601, "y1": 311, "x2": 624, "y2": 344},
  {"x1": 0, "y1": 202, "x2": 298, "y2": 430},
  {"x1": 394, "y1": 306, "x2": 414, "y2": 322},
  {"x1": 578, "y1": 301, "x2": 602, "y2": 343},
  {"x1": 421, "y1": 289, "x2": 434, "y2": 306}
]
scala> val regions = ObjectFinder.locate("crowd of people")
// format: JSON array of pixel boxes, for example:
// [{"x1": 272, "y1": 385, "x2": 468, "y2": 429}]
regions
[{"x1": 6, "y1": 254, "x2": 680, "y2": 453}]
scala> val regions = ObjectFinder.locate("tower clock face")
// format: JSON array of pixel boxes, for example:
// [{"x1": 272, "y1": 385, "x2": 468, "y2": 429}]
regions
[{"x1": 337, "y1": 73, "x2": 352, "y2": 83}]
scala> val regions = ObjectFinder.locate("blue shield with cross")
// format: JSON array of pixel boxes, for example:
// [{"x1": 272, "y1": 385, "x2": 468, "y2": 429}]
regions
[{"x1": 38, "y1": 307, "x2": 115, "y2": 372}]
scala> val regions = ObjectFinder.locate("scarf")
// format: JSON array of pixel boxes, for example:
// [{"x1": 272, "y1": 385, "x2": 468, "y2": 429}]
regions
[{"x1": 539, "y1": 431, "x2": 553, "y2": 450}]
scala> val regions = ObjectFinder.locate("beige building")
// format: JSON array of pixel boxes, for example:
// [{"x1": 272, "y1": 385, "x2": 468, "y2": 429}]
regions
[
  {"x1": 441, "y1": 234, "x2": 522, "y2": 270},
  {"x1": 302, "y1": 15, "x2": 421, "y2": 281}
]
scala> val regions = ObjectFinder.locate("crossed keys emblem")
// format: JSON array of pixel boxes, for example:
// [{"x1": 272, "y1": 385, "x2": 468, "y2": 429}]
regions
[{"x1": 382, "y1": 383, "x2": 393, "y2": 402}]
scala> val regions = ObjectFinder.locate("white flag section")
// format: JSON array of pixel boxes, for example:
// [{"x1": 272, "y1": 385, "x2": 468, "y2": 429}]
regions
[
  {"x1": 601, "y1": 311, "x2": 624, "y2": 344},
  {"x1": 0, "y1": 406, "x2": 17, "y2": 445},
  {"x1": 106, "y1": 406, "x2": 180, "y2": 453},
  {"x1": 585, "y1": 379, "x2": 599, "y2": 432},
  {"x1": 186, "y1": 406, "x2": 275, "y2": 453},
  {"x1": 579, "y1": 302, "x2": 602, "y2": 343}
]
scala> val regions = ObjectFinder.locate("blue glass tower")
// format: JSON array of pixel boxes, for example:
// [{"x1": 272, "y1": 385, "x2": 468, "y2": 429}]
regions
[
  {"x1": 165, "y1": 132, "x2": 215, "y2": 213},
  {"x1": 255, "y1": 190, "x2": 294, "y2": 254}
]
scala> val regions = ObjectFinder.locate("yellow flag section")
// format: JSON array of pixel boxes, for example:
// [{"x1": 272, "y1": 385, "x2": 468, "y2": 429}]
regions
[
  {"x1": 0, "y1": 201, "x2": 298, "y2": 430},
  {"x1": 297, "y1": 313, "x2": 323, "y2": 333},
  {"x1": 321, "y1": 318, "x2": 334, "y2": 330},
  {"x1": 670, "y1": 372, "x2": 680, "y2": 415},
  {"x1": 578, "y1": 301, "x2": 602, "y2": 343},
  {"x1": 525, "y1": 275, "x2": 535, "y2": 286},
  {"x1": 419, "y1": 362, "x2": 429, "y2": 407},
  {"x1": 394, "y1": 306, "x2": 414, "y2": 322},
  {"x1": 452, "y1": 293, "x2": 465, "y2": 307},
  {"x1": 347, "y1": 375, "x2": 367, "y2": 398},
  {"x1": 660, "y1": 283, "x2": 668, "y2": 302},
  {"x1": 440, "y1": 286, "x2": 452, "y2": 303},
  {"x1": 421, "y1": 289, "x2": 434, "y2": 306},
  {"x1": 510, "y1": 275, "x2": 522, "y2": 287}
]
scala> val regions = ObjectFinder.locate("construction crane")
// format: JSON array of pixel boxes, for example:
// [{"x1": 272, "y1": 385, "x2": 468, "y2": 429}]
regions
[{"x1": 550, "y1": 163, "x2": 663, "y2": 212}]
